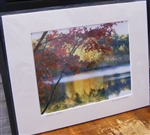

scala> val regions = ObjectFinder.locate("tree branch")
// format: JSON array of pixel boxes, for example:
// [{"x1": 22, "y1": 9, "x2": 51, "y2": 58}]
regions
[
  {"x1": 41, "y1": 63, "x2": 68, "y2": 114},
  {"x1": 34, "y1": 31, "x2": 48, "y2": 53},
  {"x1": 41, "y1": 41, "x2": 80, "y2": 114}
]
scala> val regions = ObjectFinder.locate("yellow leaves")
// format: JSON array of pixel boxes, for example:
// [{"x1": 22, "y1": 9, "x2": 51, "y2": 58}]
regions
[
  {"x1": 65, "y1": 77, "x2": 107, "y2": 98},
  {"x1": 32, "y1": 39, "x2": 38, "y2": 49},
  {"x1": 120, "y1": 34, "x2": 128, "y2": 40},
  {"x1": 120, "y1": 78, "x2": 126, "y2": 84},
  {"x1": 75, "y1": 37, "x2": 83, "y2": 42},
  {"x1": 83, "y1": 50, "x2": 100, "y2": 62},
  {"x1": 64, "y1": 98, "x2": 75, "y2": 106},
  {"x1": 110, "y1": 80, "x2": 115, "y2": 86},
  {"x1": 74, "y1": 48, "x2": 102, "y2": 63},
  {"x1": 119, "y1": 44, "x2": 125, "y2": 52}
]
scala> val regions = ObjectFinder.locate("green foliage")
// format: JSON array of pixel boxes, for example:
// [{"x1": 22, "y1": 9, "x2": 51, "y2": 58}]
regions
[
  {"x1": 98, "y1": 34, "x2": 130, "y2": 68},
  {"x1": 111, "y1": 34, "x2": 129, "y2": 55}
]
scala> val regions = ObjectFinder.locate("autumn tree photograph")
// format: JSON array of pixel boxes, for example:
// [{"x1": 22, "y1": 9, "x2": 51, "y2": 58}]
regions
[{"x1": 31, "y1": 20, "x2": 131, "y2": 115}]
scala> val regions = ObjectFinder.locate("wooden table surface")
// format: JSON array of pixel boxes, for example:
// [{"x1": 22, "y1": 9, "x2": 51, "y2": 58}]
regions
[{"x1": 40, "y1": 106, "x2": 150, "y2": 135}]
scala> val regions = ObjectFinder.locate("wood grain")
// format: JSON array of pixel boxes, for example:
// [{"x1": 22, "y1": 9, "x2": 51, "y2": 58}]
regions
[{"x1": 40, "y1": 106, "x2": 150, "y2": 135}]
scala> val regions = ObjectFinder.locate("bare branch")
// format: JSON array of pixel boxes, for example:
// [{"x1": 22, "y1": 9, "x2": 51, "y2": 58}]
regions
[{"x1": 34, "y1": 31, "x2": 48, "y2": 53}]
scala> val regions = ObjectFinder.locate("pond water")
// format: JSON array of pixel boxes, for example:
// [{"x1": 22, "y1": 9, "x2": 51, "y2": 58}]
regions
[
  {"x1": 45, "y1": 64, "x2": 131, "y2": 104},
  {"x1": 41, "y1": 64, "x2": 131, "y2": 113}
]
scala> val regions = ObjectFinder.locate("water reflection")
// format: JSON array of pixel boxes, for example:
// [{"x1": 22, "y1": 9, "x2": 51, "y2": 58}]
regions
[{"x1": 43, "y1": 65, "x2": 131, "y2": 113}]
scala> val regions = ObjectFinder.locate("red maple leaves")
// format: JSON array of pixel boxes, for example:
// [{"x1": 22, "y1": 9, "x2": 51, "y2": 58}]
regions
[{"x1": 32, "y1": 22, "x2": 119, "y2": 113}]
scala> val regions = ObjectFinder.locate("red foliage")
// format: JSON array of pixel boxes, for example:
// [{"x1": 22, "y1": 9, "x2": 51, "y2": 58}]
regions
[
  {"x1": 38, "y1": 80, "x2": 45, "y2": 89},
  {"x1": 32, "y1": 22, "x2": 120, "y2": 107}
]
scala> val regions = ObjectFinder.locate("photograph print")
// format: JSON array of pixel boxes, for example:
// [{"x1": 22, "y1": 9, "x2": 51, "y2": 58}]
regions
[{"x1": 31, "y1": 20, "x2": 131, "y2": 115}]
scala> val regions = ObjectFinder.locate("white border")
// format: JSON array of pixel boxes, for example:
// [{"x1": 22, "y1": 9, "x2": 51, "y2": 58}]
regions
[{"x1": 2, "y1": 1, "x2": 149, "y2": 134}]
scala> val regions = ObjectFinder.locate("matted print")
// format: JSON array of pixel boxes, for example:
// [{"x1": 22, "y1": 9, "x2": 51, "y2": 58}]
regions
[
  {"x1": 1, "y1": 1, "x2": 149, "y2": 134},
  {"x1": 31, "y1": 20, "x2": 131, "y2": 115}
]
